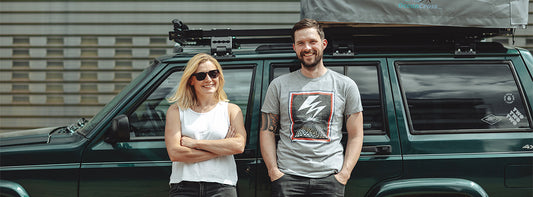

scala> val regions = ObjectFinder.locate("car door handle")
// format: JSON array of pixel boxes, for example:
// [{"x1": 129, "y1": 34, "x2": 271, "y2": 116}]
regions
[{"x1": 362, "y1": 145, "x2": 391, "y2": 155}]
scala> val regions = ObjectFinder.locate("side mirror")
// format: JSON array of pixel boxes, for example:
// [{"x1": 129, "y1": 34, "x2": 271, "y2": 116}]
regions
[{"x1": 105, "y1": 114, "x2": 131, "y2": 143}]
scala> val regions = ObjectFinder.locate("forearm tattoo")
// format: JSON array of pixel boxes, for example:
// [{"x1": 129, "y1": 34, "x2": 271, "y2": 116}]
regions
[{"x1": 261, "y1": 113, "x2": 280, "y2": 134}]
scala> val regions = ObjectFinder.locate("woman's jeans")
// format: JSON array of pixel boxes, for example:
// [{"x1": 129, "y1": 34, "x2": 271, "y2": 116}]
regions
[{"x1": 169, "y1": 181, "x2": 237, "y2": 197}]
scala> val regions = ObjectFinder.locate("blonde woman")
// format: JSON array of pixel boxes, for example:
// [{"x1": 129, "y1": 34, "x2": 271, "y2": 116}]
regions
[{"x1": 165, "y1": 53, "x2": 246, "y2": 197}]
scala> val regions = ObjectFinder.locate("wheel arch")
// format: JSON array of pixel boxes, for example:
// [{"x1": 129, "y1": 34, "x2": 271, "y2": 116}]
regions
[
  {"x1": 0, "y1": 180, "x2": 29, "y2": 197},
  {"x1": 366, "y1": 178, "x2": 489, "y2": 197}
]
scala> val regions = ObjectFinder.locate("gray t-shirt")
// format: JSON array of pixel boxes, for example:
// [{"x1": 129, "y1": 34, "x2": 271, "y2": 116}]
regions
[{"x1": 261, "y1": 69, "x2": 363, "y2": 178}]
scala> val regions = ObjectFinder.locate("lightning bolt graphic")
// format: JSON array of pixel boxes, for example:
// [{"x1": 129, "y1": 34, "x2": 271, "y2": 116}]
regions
[{"x1": 298, "y1": 95, "x2": 326, "y2": 118}]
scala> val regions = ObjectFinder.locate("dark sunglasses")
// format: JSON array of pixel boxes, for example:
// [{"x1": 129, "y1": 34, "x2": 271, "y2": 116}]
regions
[{"x1": 192, "y1": 69, "x2": 220, "y2": 81}]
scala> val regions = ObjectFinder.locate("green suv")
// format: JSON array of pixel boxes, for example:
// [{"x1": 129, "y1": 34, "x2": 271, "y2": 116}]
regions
[{"x1": 1, "y1": 21, "x2": 532, "y2": 197}]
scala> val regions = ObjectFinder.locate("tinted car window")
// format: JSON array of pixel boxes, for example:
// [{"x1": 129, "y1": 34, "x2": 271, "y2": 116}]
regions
[
  {"x1": 223, "y1": 68, "x2": 254, "y2": 117},
  {"x1": 345, "y1": 65, "x2": 383, "y2": 133},
  {"x1": 129, "y1": 71, "x2": 180, "y2": 138},
  {"x1": 129, "y1": 67, "x2": 254, "y2": 138},
  {"x1": 272, "y1": 63, "x2": 384, "y2": 134},
  {"x1": 397, "y1": 62, "x2": 531, "y2": 133}
]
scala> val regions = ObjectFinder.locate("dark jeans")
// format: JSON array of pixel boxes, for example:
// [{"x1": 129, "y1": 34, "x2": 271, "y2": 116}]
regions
[
  {"x1": 271, "y1": 174, "x2": 345, "y2": 197},
  {"x1": 169, "y1": 181, "x2": 237, "y2": 197}
]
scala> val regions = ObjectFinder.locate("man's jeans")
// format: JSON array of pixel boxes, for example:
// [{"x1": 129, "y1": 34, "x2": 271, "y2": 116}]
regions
[
  {"x1": 169, "y1": 181, "x2": 237, "y2": 197},
  {"x1": 271, "y1": 174, "x2": 345, "y2": 197}
]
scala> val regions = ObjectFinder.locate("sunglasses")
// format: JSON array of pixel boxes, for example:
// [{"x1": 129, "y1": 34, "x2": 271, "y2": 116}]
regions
[{"x1": 192, "y1": 69, "x2": 220, "y2": 81}]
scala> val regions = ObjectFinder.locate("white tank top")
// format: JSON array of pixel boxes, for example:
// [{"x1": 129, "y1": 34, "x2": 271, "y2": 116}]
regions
[{"x1": 170, "y1": 101, "x2": 238, "y2": 185}]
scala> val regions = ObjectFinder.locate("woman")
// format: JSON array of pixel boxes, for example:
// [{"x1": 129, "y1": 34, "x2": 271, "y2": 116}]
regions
[{"x1": 165, "y1": 53, "x2": 246, "y2": 197}]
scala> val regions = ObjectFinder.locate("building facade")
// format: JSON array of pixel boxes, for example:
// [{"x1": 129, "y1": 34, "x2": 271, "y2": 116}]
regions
[{"x1": 0, "y1": 0, "x2": 531, "y2": 132}]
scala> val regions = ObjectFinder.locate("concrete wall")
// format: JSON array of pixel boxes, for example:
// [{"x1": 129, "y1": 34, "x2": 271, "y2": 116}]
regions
[{"x1": 0, "y1": 0, "x2": 530, "y2": 132}]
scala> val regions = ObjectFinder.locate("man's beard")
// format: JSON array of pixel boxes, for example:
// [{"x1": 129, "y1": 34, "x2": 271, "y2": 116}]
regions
[{"x1": 298, "y1": 51, "x2": 322, "y2": 68}]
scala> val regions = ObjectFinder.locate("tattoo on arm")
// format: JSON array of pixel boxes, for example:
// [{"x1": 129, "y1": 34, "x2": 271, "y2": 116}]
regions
[{"x1": 261, "y1": 113, "x2": 280, "y2": 134}]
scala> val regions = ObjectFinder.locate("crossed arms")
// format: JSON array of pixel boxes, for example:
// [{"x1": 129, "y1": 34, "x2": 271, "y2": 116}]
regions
[{"x1": 165, "y1": 103, "x2": 247, "y2": 163}]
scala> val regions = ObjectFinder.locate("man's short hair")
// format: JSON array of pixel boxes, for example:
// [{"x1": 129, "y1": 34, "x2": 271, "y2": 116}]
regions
[{"x1": 291, "y1": 18, "x2": 325, "y2": 42}]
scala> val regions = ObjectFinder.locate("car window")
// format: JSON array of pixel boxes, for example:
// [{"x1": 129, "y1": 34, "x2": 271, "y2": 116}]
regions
[
  {"x1": 344, "y1": 65, "x2": 384, "y2": 133},
  {"x1": 271, "y1": 62, "x2": 385, "y2": 134},
  {"x1": 129, "y1": 71, "x2": 180, "y2": 138},
  {"x1": 128, "y1": 67, "x2": 254, "y2": 139},
  {"x1": 224, "y1": 68, "x2": 254, "y2": 116},
  {"x1": 397, "y1": 62, "x2": 531, "y2": 133}
]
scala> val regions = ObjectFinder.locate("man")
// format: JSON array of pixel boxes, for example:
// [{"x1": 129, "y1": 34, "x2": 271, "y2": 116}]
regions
[{"x1": 260, "y1": 18, "x2": 364, "y2": 197}]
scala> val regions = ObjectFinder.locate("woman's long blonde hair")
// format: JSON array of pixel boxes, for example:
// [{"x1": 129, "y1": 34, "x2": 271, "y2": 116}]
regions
[{"x1": 167, "y1": 53, "x2": 228, "y2": 109}]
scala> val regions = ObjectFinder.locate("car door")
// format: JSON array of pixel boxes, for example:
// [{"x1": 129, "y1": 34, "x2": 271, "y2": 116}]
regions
[
  {"x1": 390, "y1": 57, "x2": 533, "y2": 196},
  {"x1": 255, "y1": 58, "x2": 403, "y2": 197},
  {"x1": 78, "y1": 61, "x2": 261, "y2": 197}
]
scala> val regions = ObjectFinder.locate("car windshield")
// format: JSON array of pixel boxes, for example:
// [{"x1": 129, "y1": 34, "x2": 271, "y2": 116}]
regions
[{"x1": 77, "y1": 64, "x2": 155, "y2": 137}]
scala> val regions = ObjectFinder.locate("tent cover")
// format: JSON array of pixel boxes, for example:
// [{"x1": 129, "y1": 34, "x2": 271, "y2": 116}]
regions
[{"x1": 301, "y1": 0, "x2": 529, "y2": 28}]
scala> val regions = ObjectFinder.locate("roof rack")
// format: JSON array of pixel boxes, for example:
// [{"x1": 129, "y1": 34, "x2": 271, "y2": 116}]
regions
[
  {"x1": 322, "y1": 25, "x2": 513, "y2": 56},
  {"x1": 169, "y1": 19, "x2": 292, "y2": 57},
  {"x1": 169, "y1": 19, "x2": 513, "y2": 57}
]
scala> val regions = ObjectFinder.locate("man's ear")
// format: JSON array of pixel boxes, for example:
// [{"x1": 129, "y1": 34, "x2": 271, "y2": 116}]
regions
[{"x1": 322, "y1": 39, "x2": 328, "y2": 49}]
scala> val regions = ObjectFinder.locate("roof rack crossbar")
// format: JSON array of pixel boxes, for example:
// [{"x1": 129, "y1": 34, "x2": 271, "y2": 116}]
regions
[
  {"x1": 168, "y1": 20, "x2": 513, "y2": 56},
  {"x1": 169, "y1": 19, "x2": 292, "y2": 56},
  {"x1": 169, "y1": 19, "x2": 291, "y2": 43}
]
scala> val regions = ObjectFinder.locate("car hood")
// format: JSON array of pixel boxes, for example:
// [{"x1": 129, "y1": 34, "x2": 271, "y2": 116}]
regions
[{"x1": 0, "y1": 127, "x2": 58, "y2": 147}]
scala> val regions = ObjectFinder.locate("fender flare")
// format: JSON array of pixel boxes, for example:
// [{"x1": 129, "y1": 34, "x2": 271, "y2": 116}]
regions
[
  {"x1": 0, "y1": 180, "x2": 29, "y2": 197},
  {"x1": 367, "y1": 178, "x2": 489, "y2": 197}
]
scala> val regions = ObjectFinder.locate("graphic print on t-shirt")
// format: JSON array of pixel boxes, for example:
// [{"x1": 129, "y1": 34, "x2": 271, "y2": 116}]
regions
[{"x1": 289, "y1": 91, "x2": 333, "y2": 142}]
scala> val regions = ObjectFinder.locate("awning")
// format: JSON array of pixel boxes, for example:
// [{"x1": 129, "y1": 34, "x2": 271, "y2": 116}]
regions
[{"x1": 301, "y1": 0, "x2": 529, "y2": 28}]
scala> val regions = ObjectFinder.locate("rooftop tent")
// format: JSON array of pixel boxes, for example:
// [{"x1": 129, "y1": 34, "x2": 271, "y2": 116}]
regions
[{"x1": 301, "y1": 0, "x2": 529, "y2": 28}]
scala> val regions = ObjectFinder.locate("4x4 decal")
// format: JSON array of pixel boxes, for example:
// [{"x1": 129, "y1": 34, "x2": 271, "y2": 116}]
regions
[{"x1": 507, "y1": 107, "x2": 526, "y2": 126}]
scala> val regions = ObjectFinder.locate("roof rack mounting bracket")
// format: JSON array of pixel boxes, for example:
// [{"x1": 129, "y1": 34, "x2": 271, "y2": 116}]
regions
[
  {"x1": 330, "y1": 40, "x2": 355, "y2": 56},
  {"x1": 211, "y1": 36, "x2": 234, "y2": 57},
  {"x1": 454, "y1": 42, "x2": 477, "y2": 56}
]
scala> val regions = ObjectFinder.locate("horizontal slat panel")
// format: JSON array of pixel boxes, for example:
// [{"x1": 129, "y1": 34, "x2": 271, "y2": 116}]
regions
[
  {"x1": 0, "y1": 25, "x2": 294, "y2": 35},
  {"x1": 0, "y1": 72, "x2": 138, "y2": 81},
  {"x1": 0, "y1": 106, "x2": 101, "y2": 116},
  {"x1": 0, "y1": 2, "x2": 299, "y2": 36},
  {"x1": 0, "y1": 2, "x2": 300, "y2": 12},
  {"x1": 0, "y1": 92, "x2": 123, "y2": 95},
  {"x1": 0, "y1": 117, "x2": 94, "y2": 132},
  {"x1": 2, "y1": 45, "x2": 172, "y2": 49},
  {"x1": 0, "y1": 104, "x2": 103, "y2": 132},
  {"x1": 0, "y1": 13, "x2": 298, "y2": 24}
]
